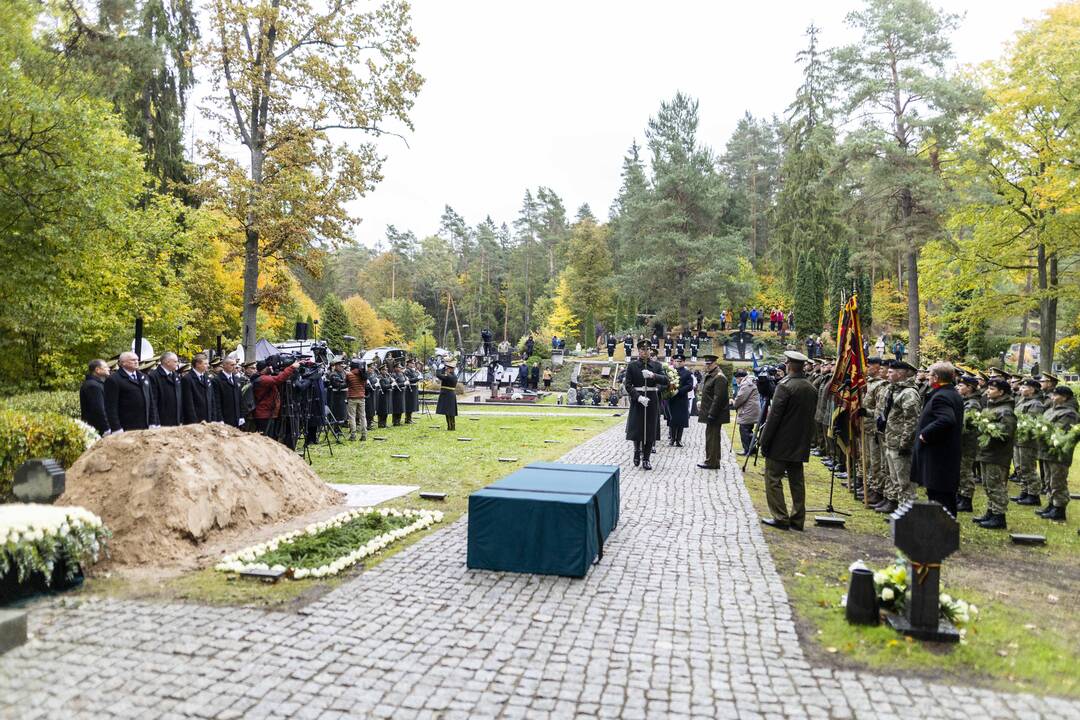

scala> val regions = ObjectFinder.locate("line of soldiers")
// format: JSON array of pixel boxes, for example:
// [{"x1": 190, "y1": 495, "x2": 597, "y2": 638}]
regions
[
  {"x1": 345, "y1": 358, "x2": 423, "y2": 440},
  {"x1": 805, "y1": 357, "x2": 1078, "y2": 529}
]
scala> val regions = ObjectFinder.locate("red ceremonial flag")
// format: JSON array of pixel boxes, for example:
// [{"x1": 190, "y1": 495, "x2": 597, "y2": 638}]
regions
[{"x1": 828, "y1": 293, "x2": 866, "y2": 412}]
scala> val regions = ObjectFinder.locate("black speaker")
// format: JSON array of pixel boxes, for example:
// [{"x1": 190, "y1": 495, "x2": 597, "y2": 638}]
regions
[{"x1": 295, "y1": 322, "x2": 309, "y2": 341}]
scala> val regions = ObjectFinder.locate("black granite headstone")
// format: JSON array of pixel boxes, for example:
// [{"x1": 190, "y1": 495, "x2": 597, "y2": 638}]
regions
[{"x1": 886, "y1": 501, "x2": 961, "y2": 642}]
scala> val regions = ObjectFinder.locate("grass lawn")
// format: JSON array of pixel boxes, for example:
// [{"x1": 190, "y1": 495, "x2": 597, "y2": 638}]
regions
[
  {"x1": 68, "y1": 412, "x2": 621, "y2": 609},
  {"x1": 741, "y1": 452, "x2": 1080, "y2": 698}
]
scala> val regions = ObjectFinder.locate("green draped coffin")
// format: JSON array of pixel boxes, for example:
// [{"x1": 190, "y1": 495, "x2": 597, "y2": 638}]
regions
[{"x1": 467, "y1": 464, "x2": 620, "y2": 577}]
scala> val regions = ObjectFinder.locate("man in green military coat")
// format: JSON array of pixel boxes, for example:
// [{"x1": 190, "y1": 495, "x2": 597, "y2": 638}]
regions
[
  {"x1": 759, "y1": 351, "x2": 819, "y2": 531},
  {"x1": 696, "y1": 354, "x2": 729, "y2": 469}
]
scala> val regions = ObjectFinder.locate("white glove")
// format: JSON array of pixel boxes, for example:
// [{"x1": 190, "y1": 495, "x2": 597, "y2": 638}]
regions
[
  {"x1": 150, "y1": 424, "x2": 160, "y2": 429},
  {"x1": 238, "y1": 418, "x2": 245, "y2": 427},
  {"x1": 642, "y1": 369, "x2": 654, "y2": 379},
  {"x1": 637, "y1": 395, "x2": 650, "y2": 407}
]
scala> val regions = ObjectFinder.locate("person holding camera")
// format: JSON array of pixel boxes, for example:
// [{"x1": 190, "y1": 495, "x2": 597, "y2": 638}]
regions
[
  {"x1": 345, "y1": 360, "x2": 368, "y2": 441},
  {"x1": 252, "y1": 359, "x2": 299, "y2": 434}
]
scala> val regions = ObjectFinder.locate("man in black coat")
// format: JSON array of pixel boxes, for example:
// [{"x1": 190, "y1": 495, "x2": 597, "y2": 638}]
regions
[
  {"x1": 624, "y1": 339, "x2": 670, "y2": 470},
  {"x1": 150, "y1": 352, "x2": 184, "y2": 426},
  {"x1": 759, "y1": 351, "x2": 818, "y2": 531},
  {"x1": 213, "y1": 357, "x2": 245, "y2": 427},
  {"x1": 182, "y1": 354, "x2": 220, "y2": 424},
  {"x1": 105, "y1": 351, "x2": 158, "y2": 432},
  {"x1": 80, "y1": 359, "x2": 111, "y2": 435},
  {"x1": 910, "y1": 361, "x2": 965, "y2": 516}
]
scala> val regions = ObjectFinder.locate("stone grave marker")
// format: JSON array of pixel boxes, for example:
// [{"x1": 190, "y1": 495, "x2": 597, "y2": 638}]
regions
[
  {"x1": 13, "y1": 459, "x2": 65, "y2": 503},
  {"x1": 885, "y1": 501, "x2": 961, "y2": 642}
]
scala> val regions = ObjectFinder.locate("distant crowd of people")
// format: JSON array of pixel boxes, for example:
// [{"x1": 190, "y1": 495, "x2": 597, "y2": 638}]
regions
[{"x1": 719, "y1": 308, "x2": 793, "y2": 333}]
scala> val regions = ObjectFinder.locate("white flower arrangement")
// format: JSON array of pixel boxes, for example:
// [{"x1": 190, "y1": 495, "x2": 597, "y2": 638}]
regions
[
  {"x1": 0, "y1": 504, "x2": 109, "y2": 584},
  {"x1": 215, "y1": 507, "x2": 444, "y2": 580},
  {"x1": 71, "y1": 418, "x2": 102, "y2": 448}
]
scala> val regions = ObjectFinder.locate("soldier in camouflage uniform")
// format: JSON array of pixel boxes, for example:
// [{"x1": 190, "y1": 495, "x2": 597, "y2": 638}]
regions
[
  {"x1": 955, "y1": 375, "x2": 983, "y2": 513},
  {"x1": 973, "y1": 377, "x2": 1017, "y2": 530},
  {"x1": 1035, "y1": 385, "x2": 1078, "y2": 522},
  {"x1": 1010, "y1": 378, "x2": 1046, "y2": 506},
  {"x1": 860, "y1": 357, "x2": 887, "y2": 506},
  {"x1": 814, "y1": 361, "x2": 834, "y2": 463},
  {"x1": 879, "y1": 360, "x2": 921, "y2": 513}
]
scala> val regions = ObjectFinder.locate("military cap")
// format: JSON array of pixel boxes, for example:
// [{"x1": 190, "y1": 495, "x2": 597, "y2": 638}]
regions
[
  {"x1": 890, "y1": 360, "x2": 916, "y2": 372},
  {"x1": 958, "y1": 375, "x2": 979, "y2": 387},
  {"x1": 672, "y1": 353, "x2": 686, "y2": 361},
  {"x1": 734, "y1": 370, "x2": 747, "y2": 378},
  {"x1": 1038, "y1": 373, "x2": 1059, "y2": 384},
  {"x1": 1021, "y1": 378, "x2": 1041, "y2": 389},
  {"x1": 866, "y1": 356, "x2": 883, "y2": 365},
  {"x1": 636, "y1": 339, "x2": 652, "y2": 349},
  {"x1": 976, "y1": 370, "x2": 989, "y2": 382},
  {"x1": 243, "y1": 360, "x2": 257, "y2": 368},
  {"x1": 784, "y1": 350, "x2": 810, "y2": 363},
  {"x1": 1052, "y1": 385, "x2": 1074, "y2": 399},
  {"x1": 987, "y1": 377, "x2": 1011, "y2": 393},
  {"x1": 987, "y1": 367, "x2": 1004, "y2": 376},
  {"x1": 698, "y1": 354, "x2": 719, "y2": 362}
]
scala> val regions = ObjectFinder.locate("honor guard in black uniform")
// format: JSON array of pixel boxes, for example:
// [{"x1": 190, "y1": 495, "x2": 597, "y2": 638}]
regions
[
  {"x1": 378, "y1": 363, "x2": 393, "y2": 427},
  {"x1": 623, "y1": 334, "x2": 633, "y2": 358},
  {"x1": 663, "y1": 335, "x2": 674, "y2": 358},
  {"x1": 390, "y1": 361, "x2": 406, "y2": 426},
  {"x1": 365, "y1": 363, "x2": 380, "y2": 430},
  {"x1": 689, "y1": 337, "x2": 700, "y2": 361},
  {"x1": 624, "y1": 340, "x2": 670, "y2": 470},
  {"x1": 607, "y1": 333, "x2": 616, "y2": 359},
  {"x1": 404, "y1": 359, "x2": 421, "y2": 423}
]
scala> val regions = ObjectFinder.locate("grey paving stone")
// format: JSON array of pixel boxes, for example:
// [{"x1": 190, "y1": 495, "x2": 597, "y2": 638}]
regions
[{"x1": 0, "y1": 423, "x2": 1077, "y2": 720}]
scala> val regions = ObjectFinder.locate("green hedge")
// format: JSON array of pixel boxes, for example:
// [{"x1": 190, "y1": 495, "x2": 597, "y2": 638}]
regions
[
  {"x1": 0, "y1": 408, "x2": 91, "y2": 500},
  {"x1": 1, "y1": 391, "x2": 81, "y2": 419}
]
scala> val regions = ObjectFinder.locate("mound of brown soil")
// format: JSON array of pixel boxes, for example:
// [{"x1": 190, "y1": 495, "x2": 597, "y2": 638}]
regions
[{"x1": 61, "y1": 424, "x2": 342, "y2": 566}]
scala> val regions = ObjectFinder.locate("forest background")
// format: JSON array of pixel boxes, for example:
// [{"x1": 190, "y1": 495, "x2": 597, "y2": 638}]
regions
[{"x1": 1, "y1": 0, "x2": 1079, "y2": 392}]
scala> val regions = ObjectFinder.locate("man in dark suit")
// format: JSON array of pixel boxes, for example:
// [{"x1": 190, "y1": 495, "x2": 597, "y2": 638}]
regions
[
  {"x1": 150, "y1": 352, "x2": 184, "y2": 426},
  {"x1": 910, "y1": 361, "x2": 965, "y2": 516},
  {"x1": 105, "y1": 351, "x2": 158, "y2": 432},
  {"x1": 80, "y1": 359, "x2": 111, "y2": 435},
  {"x1": 213, "y1": 356, "x2": 245, "y2": 427},
  {"x1": 182, "y1": 353, "x2": 219, "y2": 424},
  {"x1": 759, "y1": 351, "x2": 818, "y2": 531}
]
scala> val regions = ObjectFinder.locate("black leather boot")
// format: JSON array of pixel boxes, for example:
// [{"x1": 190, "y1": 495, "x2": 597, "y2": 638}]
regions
[
  {"x1": 1016, "y1": 494, "x2": 1041, "y2": 506},
  {"x1": 1041, "y1": 505, "x2": 1067, "y2": 521},
  {"x1": 976, "y1": 512, "x2": 1007, "y2": 529},
  {"x1": 955, "y1": 495, "x2": 973, "y2": 512},
  {"x1": 633, "y1": 443, "x2": 641, "y2": 467}
]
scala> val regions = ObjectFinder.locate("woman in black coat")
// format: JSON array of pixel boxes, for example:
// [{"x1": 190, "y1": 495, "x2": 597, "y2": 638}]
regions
[
  {"x1": 435, "y1": 360, "x2": 459, "y2": 430},
  {"x1": 910, "y1": 363, "x2": 965, "y2": 516}
]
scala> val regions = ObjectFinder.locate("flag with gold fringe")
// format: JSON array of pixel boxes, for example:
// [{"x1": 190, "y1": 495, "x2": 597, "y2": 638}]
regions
[{"x1": 828, "y1": 292, "x2": 866, "y2": 413}]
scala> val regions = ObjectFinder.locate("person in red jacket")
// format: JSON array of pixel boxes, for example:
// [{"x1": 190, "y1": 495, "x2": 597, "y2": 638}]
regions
[{"x1": 252, "y1": 360, "x2": 299, "y2": 434}]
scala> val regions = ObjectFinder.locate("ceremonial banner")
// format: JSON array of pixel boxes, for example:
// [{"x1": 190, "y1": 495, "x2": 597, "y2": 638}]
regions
[{"x1": 828, "y1": 293, "x2": 867, "y2": 412}]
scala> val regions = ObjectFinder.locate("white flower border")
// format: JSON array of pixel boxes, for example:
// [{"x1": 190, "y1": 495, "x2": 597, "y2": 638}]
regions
[
  {"x1": 215, "y1": 507, "x2": 444, "y2": 580},
  {"x1": 0, "y1": 504, "x2": 109, "y2": 583}
]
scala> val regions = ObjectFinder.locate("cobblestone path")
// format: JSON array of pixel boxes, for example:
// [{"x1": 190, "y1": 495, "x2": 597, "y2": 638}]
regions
[{"x1": 3, "y1": 422, "x2": 1079, "y2": 719}]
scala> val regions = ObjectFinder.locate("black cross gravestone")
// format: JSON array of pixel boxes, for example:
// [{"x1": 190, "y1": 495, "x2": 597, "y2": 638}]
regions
[{"x1": 885, "y1": 501, "x2": 961, "y2": 642}]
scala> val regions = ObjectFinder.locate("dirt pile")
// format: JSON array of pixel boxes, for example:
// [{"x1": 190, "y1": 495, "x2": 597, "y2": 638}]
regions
[{"x1": 61, "y1": 424, "x2": 342, "y2": 566}]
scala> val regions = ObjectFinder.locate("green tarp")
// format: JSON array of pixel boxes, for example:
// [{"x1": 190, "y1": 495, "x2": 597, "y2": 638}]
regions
[
  {"x1": 467, "y1": 464, "x2": 621, "y2": 578},
  {"x1": 525, "y1": 462, "x2": 620, "y2": 530}
]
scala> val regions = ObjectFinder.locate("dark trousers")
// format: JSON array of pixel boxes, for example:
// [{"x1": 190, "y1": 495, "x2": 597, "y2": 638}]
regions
[
  {"x1": 739, "y1": 423, "x2": 755, "y2": 454},
  {"x1": 634, "y1": 440, "x2": 654, "y2": 461},
  {"x1": 703, "y1": 421, "x2": 724, "y2": 467},
  {"x1": 445, "y1": 415, "x2": 456, "y2": 430},
  {"x1": 255, "y1": 418, "x2": 271, "y2": 434},
  {"x1": 378, "y1": 413, "x2": 387, "y2": 428},
  {"x1": 764, "y1": 457, "x2": 806, "y2": 529},
  {"x1": 392, "y1": 413, "x2": 401, "y2": 426},
  {"x1": 926, "y1": 488, "x2": 958, "y2": 517}
]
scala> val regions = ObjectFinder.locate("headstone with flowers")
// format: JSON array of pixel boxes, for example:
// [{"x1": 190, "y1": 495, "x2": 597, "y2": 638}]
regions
[{"x1": 885, "y1": 501, "x2": 962, "y2": 642}]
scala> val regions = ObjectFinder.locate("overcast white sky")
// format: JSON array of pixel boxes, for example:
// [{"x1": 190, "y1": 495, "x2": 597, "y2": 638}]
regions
[{"x1": 198, "y1": 0, "x2": 1059, "y2": 248}]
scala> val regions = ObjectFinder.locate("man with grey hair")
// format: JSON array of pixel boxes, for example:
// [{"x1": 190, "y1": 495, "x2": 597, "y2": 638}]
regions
[
  {"x1": 910, "y1": 361, "x2": 965, "y2": 516},
  {"x1": 151, "y1": 352, "x2": 184, "y2": 426},
  {"x1": 214, "y1": 356, "x2": 245, "y2": 427},
  {"x1": 105, "y1": 351, "x2": 158, "y2": 432}
]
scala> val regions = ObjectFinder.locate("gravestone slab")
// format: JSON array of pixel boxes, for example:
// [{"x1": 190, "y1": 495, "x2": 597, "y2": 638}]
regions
[
  {"x1": 0, "y1": 610, "x2": 28, "y2": 654},
  {"x1": 13, "y1": 458, "x2": 65, "y2": 503},
  {"x1": 886, "y1": 501, "x2": 961, "y2": 642}
]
